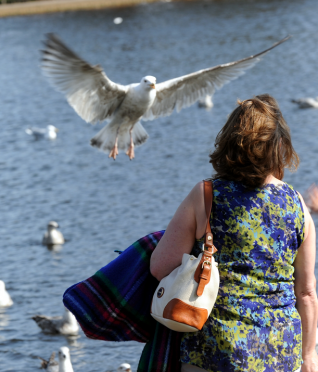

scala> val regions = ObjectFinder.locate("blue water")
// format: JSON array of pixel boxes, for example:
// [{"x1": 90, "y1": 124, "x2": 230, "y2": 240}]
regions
[{"x1": 1, "y1": 0, "x2": 318, "y2": 370}]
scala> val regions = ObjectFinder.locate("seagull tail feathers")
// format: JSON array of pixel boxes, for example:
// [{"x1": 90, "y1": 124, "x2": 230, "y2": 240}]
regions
[
  {"x1": 130, "y1": 121, "x2": 149, "y2": 147},
  {"x1": 90, "y1": 122, "x2": 149, "y2": 153}
]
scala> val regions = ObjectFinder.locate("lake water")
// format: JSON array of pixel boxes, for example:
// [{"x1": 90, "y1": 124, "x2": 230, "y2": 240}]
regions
[{"x1": 1, "y1": 0, "x2": 318, "y2": 370}]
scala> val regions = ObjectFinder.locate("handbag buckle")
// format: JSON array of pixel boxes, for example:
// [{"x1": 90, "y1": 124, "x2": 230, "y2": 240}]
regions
[{"x1": 202, "y1": 244, "x2": 210, "y2": 251}]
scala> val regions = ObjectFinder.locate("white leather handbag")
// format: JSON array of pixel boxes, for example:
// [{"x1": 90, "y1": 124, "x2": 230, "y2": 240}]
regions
[{"x1": 151, "y1": 180, "x2": 220, "y2": 332}]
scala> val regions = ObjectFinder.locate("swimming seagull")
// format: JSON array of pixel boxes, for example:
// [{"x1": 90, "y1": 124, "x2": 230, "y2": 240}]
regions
[
  {"x1": 38, "y1": 347, "x2": 74, "y2": 372},
  {"x1": 106, "y1": 363, "x2": 132, "y2": 372},
  {"x1": 291, "y1": 97, "x2": 318, "y2": 109},
  {"x1": 42, "y1": 221, "x2": 65, "y2": 246},
  {"x1": 113, "y1": 17, "x2": 123, "y2": 24},
  {"x1": 25, "y1": 125, "x2": 59, "y2": 140},
  {"x1": 39, "y1": 352, "x2": 59, "y2": 372},
  {"x1": 198, "y1": 95, "x2": 213, "y2": 110},
  {"x1": 42, "y1": 34, "x2": 290, "y2": 160},
  {"x1": 32, "y1": 307, "x2": 79, "y2": 336},
  {"x1": 0, "y1": 280, "x2": 13, "y2": 307}
]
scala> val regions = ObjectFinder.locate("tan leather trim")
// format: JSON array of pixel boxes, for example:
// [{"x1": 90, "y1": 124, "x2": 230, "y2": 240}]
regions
[
  {"x1": 194, "y1": 256, "x2": 205, "y2": 283},
  {"x1": 193, "y1": 181, "x2": 218, "y2": 296},
  {"x1": 197, "y1": 264, "x2": 211, "y2": 296},
  {"x1": 163, "y1": 298, "x2": 208, "y2": 330}
]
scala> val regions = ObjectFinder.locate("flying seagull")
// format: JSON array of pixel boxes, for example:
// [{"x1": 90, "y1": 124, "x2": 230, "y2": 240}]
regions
[{"x1": 42, "y1": 34, "x2": 289, "y2": 160}]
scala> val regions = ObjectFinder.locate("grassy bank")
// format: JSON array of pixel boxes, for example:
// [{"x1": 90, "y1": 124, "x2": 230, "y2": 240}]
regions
[{"x1": 0, "y1": 0, "x2": 160, "y2": 17}]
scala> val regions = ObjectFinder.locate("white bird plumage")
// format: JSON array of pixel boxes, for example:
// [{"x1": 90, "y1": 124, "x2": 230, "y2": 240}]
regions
[
  {"x1": 42, "y1": 33, "x2": 289, "y2": 159},
  {"x1": 117, "y1": 363, "x2": 132, "y2": 372},
  {"x1": 32, "y1": 307, "x2": 79, "y2": 336},
  {"x1": 42, "y1": 221, "x2": 65, "y2": 246},
  {"x1": 0, "y1": 280, "x2": 13, "y2": 307},
  {"x1": 25, "y1": 125, "x2": 59, "y2": 140},
  {"x1": 291, "y1": 96, "x2": 318, "y2": 109},
  {"x1": 198, "y1": 95, "x2": 214, "y2": 110},
  {"x1": 58, "y1": 347, "x2": 74, "y2": 372},
  {"x1": 39, "y1": 347, "x2": 74, "y2": 372},
  {"x1": 106, "y1": 363, "x2": 132, "y2": 372}
]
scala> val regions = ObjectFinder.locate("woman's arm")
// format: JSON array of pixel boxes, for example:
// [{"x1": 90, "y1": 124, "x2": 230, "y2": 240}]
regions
[
  {"x1": 294, "y1": 193, "x2": 318, "y2": 372},
  {"x1": 150, "y1": 181, "x2": 207, "y2": 281}
]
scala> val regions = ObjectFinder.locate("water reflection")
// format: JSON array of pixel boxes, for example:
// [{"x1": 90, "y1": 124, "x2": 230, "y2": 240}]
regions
[
  {"x1": 0, "y1": 309, "x2": 10, "y2": 329},
  {"x1": 46, "y1": 244, "x2": 64, "y2": 252}
]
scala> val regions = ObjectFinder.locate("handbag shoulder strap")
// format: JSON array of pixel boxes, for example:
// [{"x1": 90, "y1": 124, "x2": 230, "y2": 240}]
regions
[
  {"x1": 196, "y1": 180, "x2": 217, "y2": 297},
  {"x1": 203, "y1": 179, "x2": 217, "y2": 254}
]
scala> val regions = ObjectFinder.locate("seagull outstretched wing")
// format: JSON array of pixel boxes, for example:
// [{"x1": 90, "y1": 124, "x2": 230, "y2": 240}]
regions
[
  {"x1": 42, "y1": 33, "x2": 128, "y2": 124},
  {"x1": 142, "y1": 36, "x2": 290, "y2": 121}
]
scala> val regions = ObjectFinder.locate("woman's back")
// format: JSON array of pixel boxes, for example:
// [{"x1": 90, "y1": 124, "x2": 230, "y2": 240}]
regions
[{"x1": 180, "y1": 178, "x2": 304, "y2": 372}]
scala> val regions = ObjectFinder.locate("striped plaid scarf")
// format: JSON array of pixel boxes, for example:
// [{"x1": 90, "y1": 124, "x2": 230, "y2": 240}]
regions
[{"x1": 63, "y1": 231, "x2": 182, "y2": 372}]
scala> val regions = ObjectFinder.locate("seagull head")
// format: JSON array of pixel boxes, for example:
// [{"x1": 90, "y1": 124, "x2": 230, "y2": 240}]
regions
[
  {"x1": 141, "y1": 76, "x2": 156, "y2": 90},
  {"x1": 47, "y1": 125, "x2": 59, "y2": 133},
  {"x1": 117, "y1": 363, "x2": 132, "y2": 372},
  {"x1": 58, "y1": 346, "x2": 71, "y2": 364},
  {"x1": 48, "y1": 221, "x2": 59, "y2": 230}
]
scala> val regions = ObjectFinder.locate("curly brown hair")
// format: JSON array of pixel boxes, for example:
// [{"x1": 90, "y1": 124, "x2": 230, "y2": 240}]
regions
[{"x1": 209, "y1": 94, "x2": 299, "y2": 188}]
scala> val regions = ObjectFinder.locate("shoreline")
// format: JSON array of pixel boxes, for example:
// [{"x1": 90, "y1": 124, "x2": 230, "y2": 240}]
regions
[{"x1": 0, "y1": 0, "x2": 162, "y2": 18}]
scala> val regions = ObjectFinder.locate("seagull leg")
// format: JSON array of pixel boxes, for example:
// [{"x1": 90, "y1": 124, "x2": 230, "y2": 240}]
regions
[
  {"x1": 126, "y1": 127, "x2": 135, "y2": 160},
  {"x1": 109, "y1": 135, "x2": 119, "y2": 160}
]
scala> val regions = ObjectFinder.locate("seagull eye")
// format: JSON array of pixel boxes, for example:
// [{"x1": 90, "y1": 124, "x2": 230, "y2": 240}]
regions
[{"x1": 144, "y1": 80, "x2": 147, "y2": 83}]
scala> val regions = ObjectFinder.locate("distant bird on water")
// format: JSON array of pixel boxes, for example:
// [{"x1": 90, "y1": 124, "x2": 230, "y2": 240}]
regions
[
  {"x1": 117, "y1": 363, "x2": 132, "y2": 372},
  {"x1": 291, "y1": 96, "x2": 318, "y2": 109},
  {"x1": 42, "y1": 221, "x2": 65, "y2": 246},
  {"x1": 106, "y1": 363, "x2": 132, "y2": 372},
  {"x1": 25, "y1": 125, "x2": 59, "y2": 140},
  {"x1": 39, "y1": 347, "x2": 74, "y2": 372},
  {"x1": 198, "y1": 95, "x2": 214, "y2": 110},
  {"x1": 0, "y1": 280, "x2": 13, "y2": 307},
  {"x1": 42, "y1": 34, "x2": 289, "y2": 160},
  {"x1": 32, "y1": 307, "x2": 79, "y2": 336}
]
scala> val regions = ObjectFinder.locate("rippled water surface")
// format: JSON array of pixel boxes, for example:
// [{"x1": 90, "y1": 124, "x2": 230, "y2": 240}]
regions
[{"x1": 1, "y1": 0, "x2": 318, "y2": 370}]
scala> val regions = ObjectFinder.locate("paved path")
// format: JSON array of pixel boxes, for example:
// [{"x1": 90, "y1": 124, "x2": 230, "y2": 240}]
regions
[{"x1": 0, "y1": 0, "x2": 160, "y2": 17}]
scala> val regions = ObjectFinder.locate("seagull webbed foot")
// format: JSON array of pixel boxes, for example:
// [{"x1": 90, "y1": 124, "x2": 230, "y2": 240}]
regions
[
  {"x1": 126, "y1": 144, "x2": 135, "y2": 160},
  {"x1": 109, "y1": 144, "x2": 119, "y2": 160}
]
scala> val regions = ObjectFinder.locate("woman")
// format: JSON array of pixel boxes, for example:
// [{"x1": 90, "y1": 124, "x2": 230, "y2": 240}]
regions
[{"x1": 150, "y1": 95, "x2": 318, "y2": 372}]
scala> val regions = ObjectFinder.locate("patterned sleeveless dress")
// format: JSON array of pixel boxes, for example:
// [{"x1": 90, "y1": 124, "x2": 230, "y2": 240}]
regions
[{"x1": 180, "y1": 179, "x2": 305, "y2": 372}]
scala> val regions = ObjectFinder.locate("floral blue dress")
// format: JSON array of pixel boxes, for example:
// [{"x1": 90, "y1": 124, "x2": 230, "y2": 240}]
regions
[{"x1": 180, "y1": 179, "x2": 304, "y2": 372}]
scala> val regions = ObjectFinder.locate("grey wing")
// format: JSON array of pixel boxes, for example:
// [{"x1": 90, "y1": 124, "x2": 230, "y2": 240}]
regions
[
  {"x1": 42, "y1": 33, "x2": 128, "y2": 124},
  {"x1": 32, "y1": 315, "x2": 60, "y2": 334},
  {"x1": 143, "y1": 36, "x2": 290, "y2": 121},
  {"x1": 47, "y1": 352, "x2": 59, "y2": 372}
]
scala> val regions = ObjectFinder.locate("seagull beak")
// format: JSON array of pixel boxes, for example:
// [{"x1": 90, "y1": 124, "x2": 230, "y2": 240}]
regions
[
  {"x1": 150, "y1": 83, "x2": 156, "y2": 89},
  {"x1": 55, "y1": 128, "x2": 59, "y2": 132}
]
